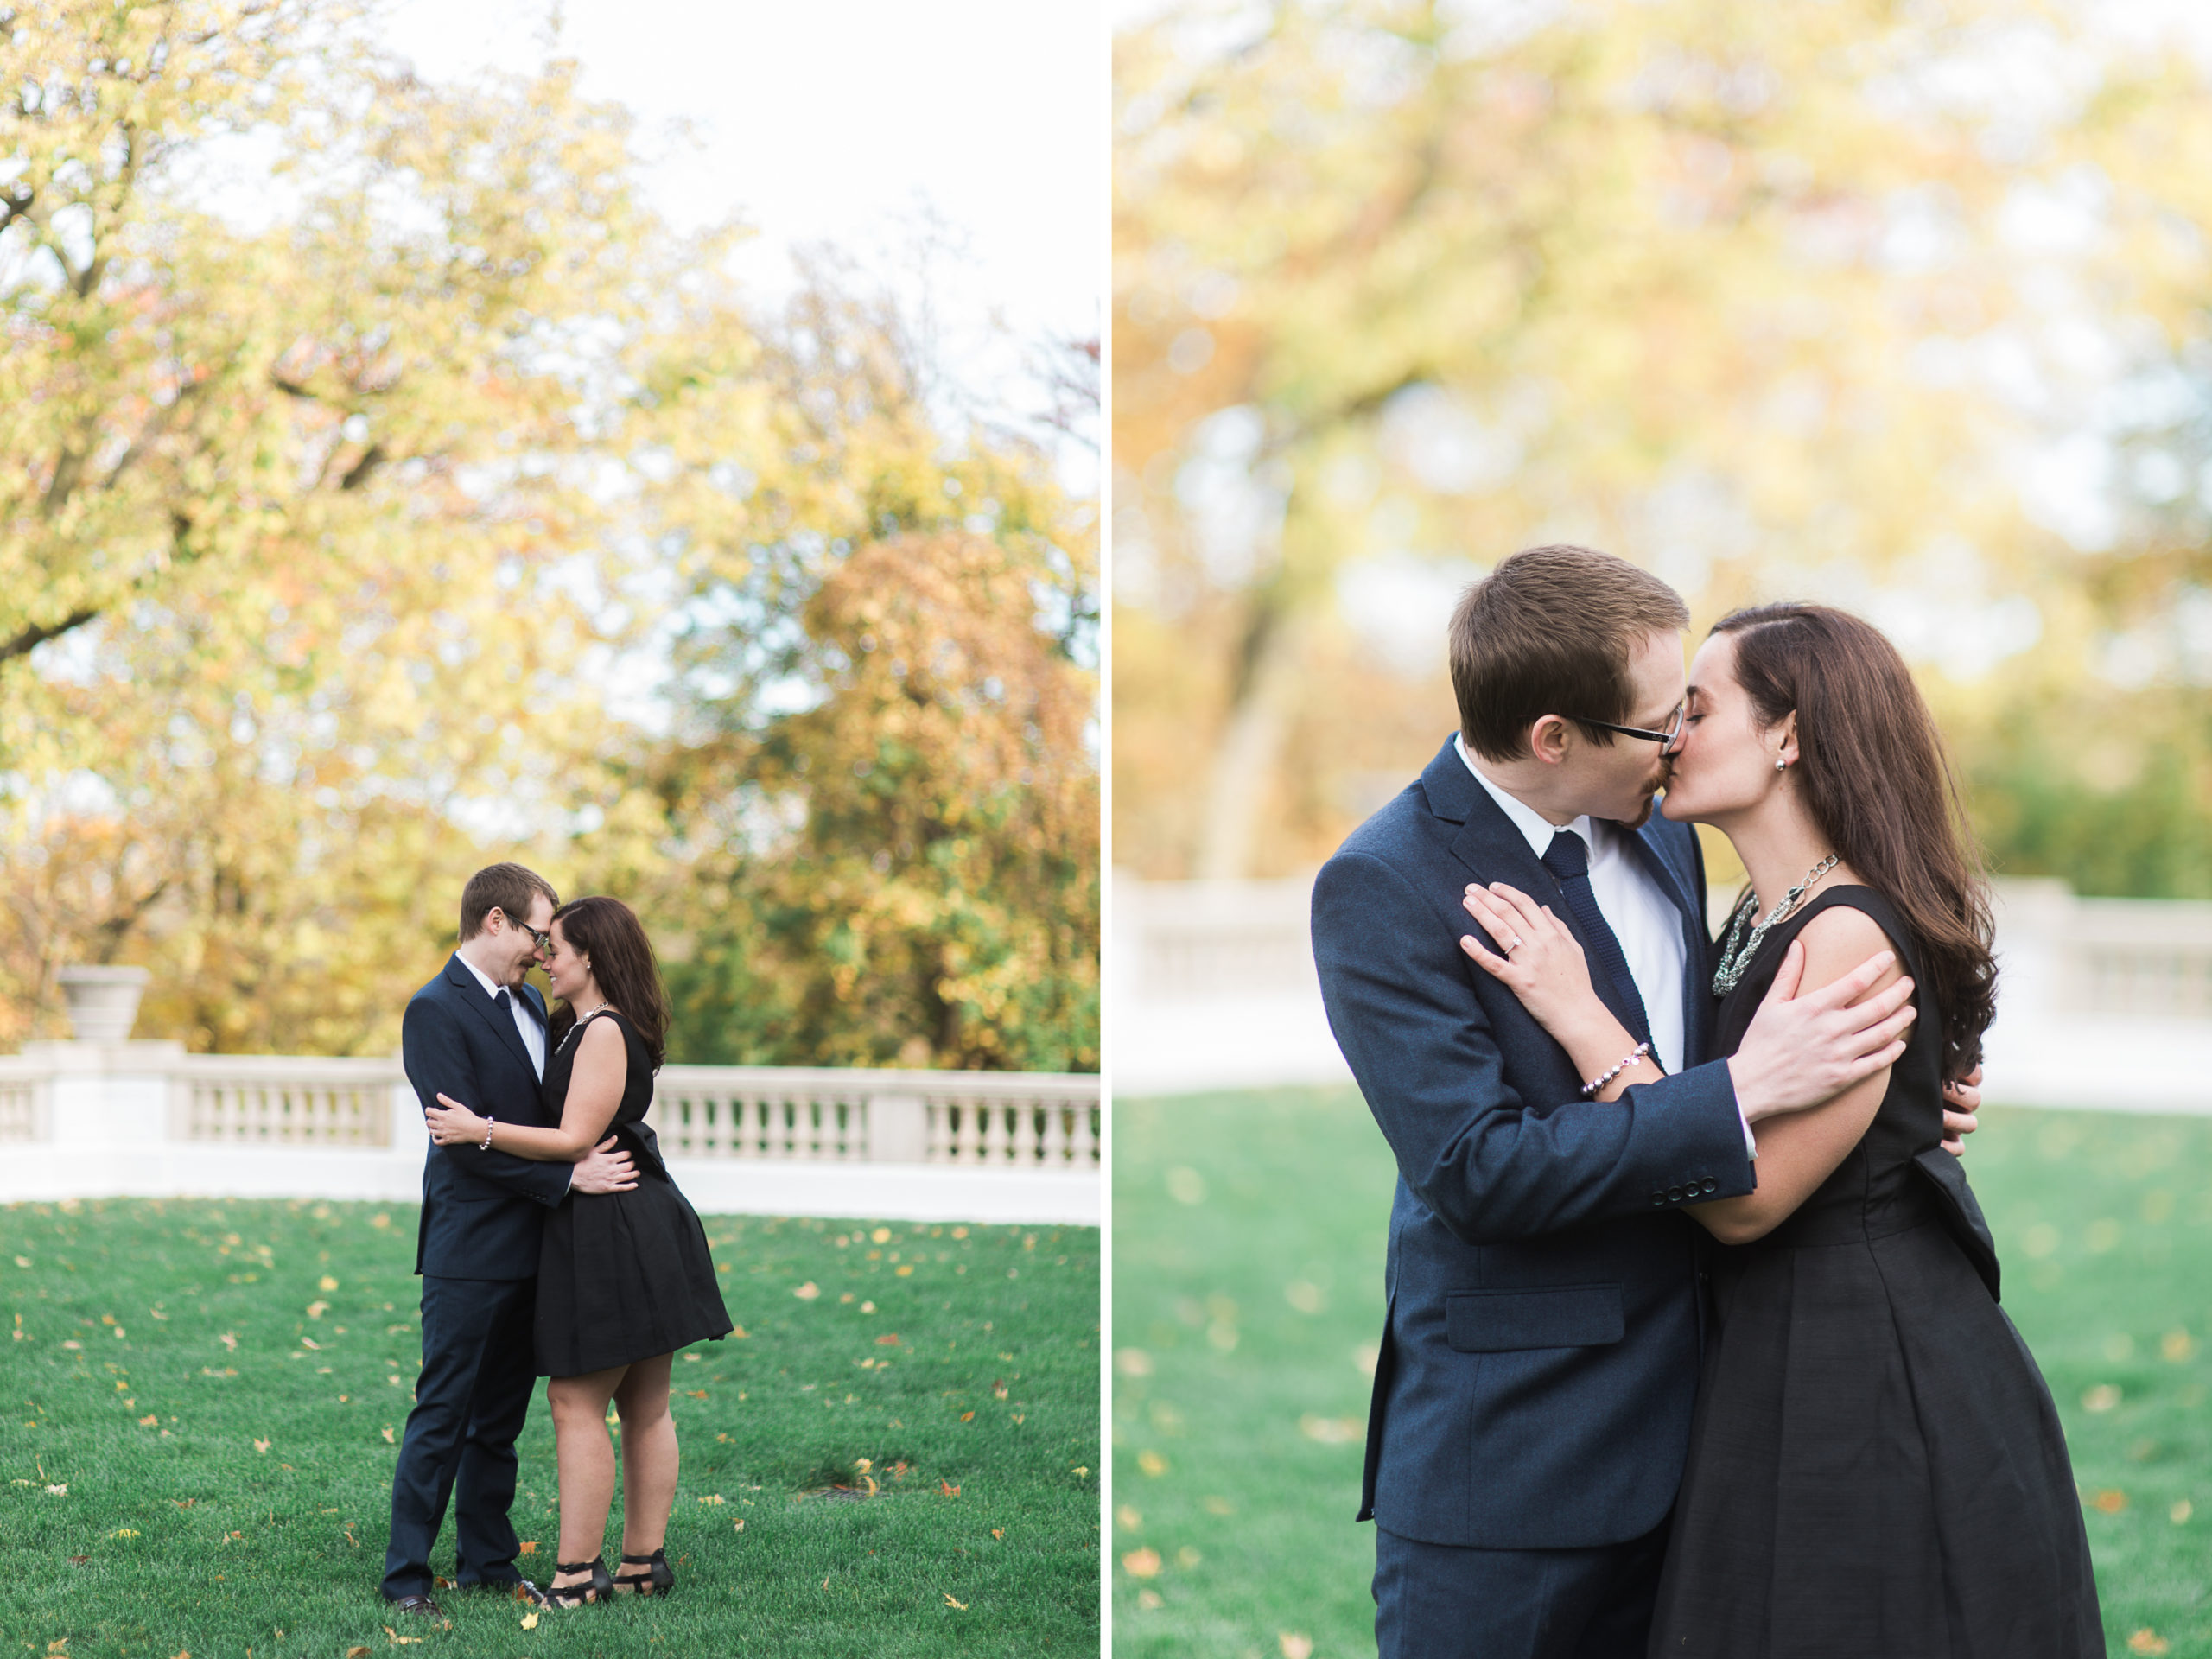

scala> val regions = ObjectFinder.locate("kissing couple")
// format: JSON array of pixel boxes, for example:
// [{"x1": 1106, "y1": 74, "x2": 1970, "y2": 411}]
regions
[
  {"x1": 1313, "y1": 545, "x2": 2101, "y2": 1657},
  {"x1": 378, "y1": 864, "x2": 733, "y2": 1617}
]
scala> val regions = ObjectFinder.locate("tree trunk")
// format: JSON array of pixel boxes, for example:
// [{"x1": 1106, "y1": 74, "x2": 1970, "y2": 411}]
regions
[{"x1": 1195, "y1": 607, "x2": 1308, "y2": 880}]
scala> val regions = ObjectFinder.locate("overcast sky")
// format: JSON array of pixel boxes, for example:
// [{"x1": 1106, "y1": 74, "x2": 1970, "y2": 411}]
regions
[{"x1": 379, "y1": 0, "x2": 1104, "y2": 347}]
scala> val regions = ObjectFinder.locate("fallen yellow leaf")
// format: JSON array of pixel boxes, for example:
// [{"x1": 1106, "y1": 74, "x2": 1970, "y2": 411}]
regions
[
  {"x1": 519, "y1": 1611, "x2": 539, "y2": 1630},
  {"x1": 1281, "y1": 1636, "x2": 1314, "y2": 1659},
  {"x1": 319, "y1": 1275, "x2": 339, "y2": 1292},
  {"x1": 793, "y1": 1281, "x2": 821, "y2": 1300},
  {"x1": 734, "y1": 1518, "x2": 746, "y2": 1531},
  {"x1": 2128, "y1": 1632, "x2": 2170, "y2": 1656},
  {"x1": 1137, "y1": 1450, "x2": 1167, "y2": 1476},
  {"x1": 1300, "y1": 1414, "x2": 1364, "y2": 1445},
  {"x1": 380, "y1": 1427, "x2": 394, "y2": 1444},
  {"x1": 254, "y1": 1439, "x2": 270, "y2": 1454},
  {"x1": 944, "y1": 1593, "x2": 968, "y2": 1610},
  {"x1": 519, "y1": 1541, "x2": 537, "y2": 1554},
  {"x1": 1122, "y1": 1547, "x2": 1161, "y2": 1579},
  {"x1": 2093, "y1": 1490, "x2": 2127, "y2": 1514},
  {"x1": 138, "y1": 1414, "x2": 158, "y2": 1427}
]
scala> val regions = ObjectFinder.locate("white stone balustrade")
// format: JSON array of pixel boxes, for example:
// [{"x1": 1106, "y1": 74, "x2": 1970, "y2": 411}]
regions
[
  {"x1": 1113, "y1": 869, "x2": 2212, "y2": 1113},
  {"x1": 0, "y1": 1043, "x2": 1098, "y2": 1224}
]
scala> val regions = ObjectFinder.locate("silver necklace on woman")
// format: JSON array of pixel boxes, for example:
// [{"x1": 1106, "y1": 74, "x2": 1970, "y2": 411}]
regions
[
  {"x1": 557, "y1": 1001, "x2": 611, "y2": 1050},
  {"x1": 1712, "y1": 853, "x2": 1842, "y2": 995}
]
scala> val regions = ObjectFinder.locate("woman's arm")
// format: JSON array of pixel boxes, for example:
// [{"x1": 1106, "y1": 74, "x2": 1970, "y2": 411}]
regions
[
  {"x1": 1688, "y1": 905, "x2": 1902, "y2": 1244},
  {"x1": 1459, "y1": 883, "x2": 1662, "y2": 1100},
  {"x1": 426, "y1": 1018, "x2": 629, "y2": 1162}
]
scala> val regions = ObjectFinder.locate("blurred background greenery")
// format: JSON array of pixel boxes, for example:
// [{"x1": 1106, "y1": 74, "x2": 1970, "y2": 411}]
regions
[
  {"x1": 1112, "y1": 0, "x2": 2212, "y2": 897},
  {"x1": 2, "y1": 0, "x2": 1099, "y2": 1070}
]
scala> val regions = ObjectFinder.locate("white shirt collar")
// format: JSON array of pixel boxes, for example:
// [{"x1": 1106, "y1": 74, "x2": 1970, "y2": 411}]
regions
[
  {"x1": 1453, "y1": 733, "x2": 1602, "y2": 863},
  {"x1": 456, "y1": 950, "x2": 509, "y2": 1001}
]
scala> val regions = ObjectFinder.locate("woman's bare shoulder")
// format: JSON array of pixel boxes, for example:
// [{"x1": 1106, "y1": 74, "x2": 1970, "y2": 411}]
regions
[
  {"x1": 576, "y1": 1011, "x2": 628, "y2": 1057},
  {"x1": 1794, "y1": 899, "x2": 1900, "y2": 990}
]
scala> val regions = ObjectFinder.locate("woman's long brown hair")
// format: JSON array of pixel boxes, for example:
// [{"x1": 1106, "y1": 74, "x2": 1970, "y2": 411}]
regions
[
  {"x1": 1712, "y1": 603, "x2": 1997, "y2": 1080},
  {"x1": 547, "y1": 895, "x2": 672, "y2": 1071}
]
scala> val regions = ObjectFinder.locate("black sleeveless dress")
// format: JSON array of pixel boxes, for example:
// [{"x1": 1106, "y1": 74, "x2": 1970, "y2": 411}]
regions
[
  {"x1": 1649, "y1": 887, "x2": 2101, "y2": 1659},
  {"x1": 533, "y1": 1008, "x2": 733, "y2": 1376}
]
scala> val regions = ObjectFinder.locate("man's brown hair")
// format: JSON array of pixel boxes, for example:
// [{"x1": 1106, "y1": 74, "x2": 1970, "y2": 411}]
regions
[
  {"x1": 459, "y1": 863, "x2": 559, "y2": 941},
  {"x1": 1450, "y1": 544, "x2": 1690, "y2": 761}
]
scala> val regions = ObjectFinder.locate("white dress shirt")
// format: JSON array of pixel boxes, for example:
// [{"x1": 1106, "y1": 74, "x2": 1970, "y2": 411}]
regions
[
  {"x1": 1457, "y1": 737, "x2": 1756, "y2": 1156},
  {"x1": 457, "y1": 950, "x2": 547, "y2": 1081},
  {"x1": 1457, "y1": 735, "x2": 1687, "y2": 1075}
]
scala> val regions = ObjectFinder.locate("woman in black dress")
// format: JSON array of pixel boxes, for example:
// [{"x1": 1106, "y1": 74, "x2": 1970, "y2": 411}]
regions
[
  {"x1": 425, "y1": 895, "x2": 732, "y2": 1607},
  {"x1": 1458, "y1": 604, "x2": 2101, "y2": 1657}
]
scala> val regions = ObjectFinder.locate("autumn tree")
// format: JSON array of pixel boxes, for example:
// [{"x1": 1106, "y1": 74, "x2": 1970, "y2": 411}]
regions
[
  {"x1": 0, "y1": 1, "x2": 1101, "y2": 1061},
  {"x1": 1113, "y1": 0, "x2": 2212, "y2": 890},
  {"x1": 634, "y1": 531, "x2": 1098, "y2": 1072}
]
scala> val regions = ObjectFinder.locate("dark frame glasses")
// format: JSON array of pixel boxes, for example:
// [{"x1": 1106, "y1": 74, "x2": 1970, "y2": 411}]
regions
[{"x1": 1567, "y1": 705, "x2": 1685, "y2": 747}]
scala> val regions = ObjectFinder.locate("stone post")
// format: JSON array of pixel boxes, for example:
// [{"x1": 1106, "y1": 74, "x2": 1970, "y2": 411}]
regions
[{"x1": 868, "y1": 1092, "x2": 930, "y2": 1163}]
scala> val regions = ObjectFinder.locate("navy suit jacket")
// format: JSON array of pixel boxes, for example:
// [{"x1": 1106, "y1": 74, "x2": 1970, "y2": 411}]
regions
[
  {"x1": 401, "y1": 956, "x2": 572, "y2": 1281},
  {"x1": 1312, "y1": 737, "x2": 1758, "y2": 1549}
]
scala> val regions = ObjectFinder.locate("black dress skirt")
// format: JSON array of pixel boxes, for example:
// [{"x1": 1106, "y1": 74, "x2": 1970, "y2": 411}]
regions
[
  {"x1": 533, "y1": 1008, "x2": 733, "y2": 1377},
  {"x1": 1649, "y1": 887, "x2": 2102, "y2": 1659}
]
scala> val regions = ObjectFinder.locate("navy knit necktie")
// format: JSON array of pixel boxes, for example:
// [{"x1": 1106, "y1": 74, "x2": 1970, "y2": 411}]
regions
[{"x1": 1541, "y1": 830, "x2": 1654, "y2": 1052}]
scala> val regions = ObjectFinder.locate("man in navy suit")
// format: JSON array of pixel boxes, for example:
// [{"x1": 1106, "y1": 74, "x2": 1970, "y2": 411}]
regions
[
  {"x1": 380, "y1": 862, "x2": 639, "y2": 1618},
  {"x1": 1313, "y1": 546, "x2": 1950, "y2": 1657}
]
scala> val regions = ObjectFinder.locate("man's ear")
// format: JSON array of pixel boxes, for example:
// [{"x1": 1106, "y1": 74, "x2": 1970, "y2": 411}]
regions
[{"x1": 1529, "y1": 714, "x2": 1572, "y2": 766}]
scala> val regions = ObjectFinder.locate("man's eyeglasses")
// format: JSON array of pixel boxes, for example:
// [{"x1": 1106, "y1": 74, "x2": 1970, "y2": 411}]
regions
[
  {"x1": 1568, "y1": 704, "x2": 1685, "y2": 749},
  {"x1": 496, "y1": 912, "x2": 553, "y2": 955}
]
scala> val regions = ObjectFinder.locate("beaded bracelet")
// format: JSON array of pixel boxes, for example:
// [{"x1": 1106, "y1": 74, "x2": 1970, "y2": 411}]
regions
[
  {"x1": 1581, "y1": 1042, "x2": 1652, "y2": 1099},
  {"x1": 480, "y1": 1115, "x2": 496, "y2": 1151}
]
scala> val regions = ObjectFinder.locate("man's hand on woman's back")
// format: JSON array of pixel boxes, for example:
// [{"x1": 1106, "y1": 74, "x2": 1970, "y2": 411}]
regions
[{"x1": 569, "y1": 1135, "x2": 639, "y2": 1194}]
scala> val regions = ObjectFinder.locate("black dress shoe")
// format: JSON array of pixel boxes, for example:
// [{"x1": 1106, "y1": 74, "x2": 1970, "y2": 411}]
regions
[{"x1": 388, "y1": 1592, "x2": 444, "y2": 1618}]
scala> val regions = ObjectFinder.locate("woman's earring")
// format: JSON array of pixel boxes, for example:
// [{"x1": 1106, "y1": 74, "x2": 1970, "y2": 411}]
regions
[{"x1": 1775, "y1": 757, "x2": 1787, "y2": 771}]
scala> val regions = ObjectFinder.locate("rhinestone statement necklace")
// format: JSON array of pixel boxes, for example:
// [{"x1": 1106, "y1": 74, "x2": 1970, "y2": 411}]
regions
[{"x1": 1712, "y1": 854, "x2": 1841, "y2": 995}]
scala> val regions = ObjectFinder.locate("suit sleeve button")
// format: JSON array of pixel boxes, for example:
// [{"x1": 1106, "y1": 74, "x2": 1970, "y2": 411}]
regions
[{"x1": 1667, "y1": 1186, "x2": 1684, "y2": 1204}]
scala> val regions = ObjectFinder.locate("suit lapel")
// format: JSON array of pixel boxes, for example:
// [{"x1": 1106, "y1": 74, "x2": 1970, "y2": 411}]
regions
[
  {"x1": 1424, "y1": 740, "x2": 1652, "y2": 1046},
  {"x1": 442, "y1": 954, "x2": 537, "y2": 1076}
]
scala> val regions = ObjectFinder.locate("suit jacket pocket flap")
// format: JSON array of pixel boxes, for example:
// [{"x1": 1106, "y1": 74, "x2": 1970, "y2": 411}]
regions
[{"x1": 1446, "y1": 1285, "x2": 1623, "y2": 1352}]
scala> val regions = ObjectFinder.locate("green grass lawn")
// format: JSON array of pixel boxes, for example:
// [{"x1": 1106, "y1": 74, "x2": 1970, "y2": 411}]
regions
[
  {"x1": 1113, "y1": 1089, "x2": 2212, "y2": 1659},
  {"x1": 2, "y1": 1198, "x2": 1100, "y2": 1658}
]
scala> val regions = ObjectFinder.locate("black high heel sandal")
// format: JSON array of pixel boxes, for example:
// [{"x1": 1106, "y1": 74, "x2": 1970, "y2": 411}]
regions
[
  {"x1": 536, "y1": 1559, "x2": 613, "y2": 1607},
  {"x1": 613, "y1": 1548, "x2": 675, "y2": 1596}
]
